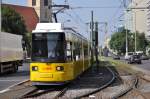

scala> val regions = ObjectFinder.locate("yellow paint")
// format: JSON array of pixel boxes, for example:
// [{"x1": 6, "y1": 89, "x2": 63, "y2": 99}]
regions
[{"x1": 30, "y1": 59, "x2": 91, "y2": 83}]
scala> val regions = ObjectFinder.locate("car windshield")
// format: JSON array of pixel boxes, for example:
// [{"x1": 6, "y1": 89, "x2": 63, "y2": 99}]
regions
[
  {"x1": 133, "y1": 55, "x2": 140, "y2": 58},
  {"x1": 31, "y1": 33, "x2": 66, "y2": 62},
  {"x1": 128, "y1": 52, "x2": 133, "y2": 55}
]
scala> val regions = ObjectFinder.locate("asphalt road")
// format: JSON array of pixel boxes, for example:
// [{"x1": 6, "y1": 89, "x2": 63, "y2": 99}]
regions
[
  {"x1": 0, "y1": 63, "x2": 30, "y2": 92},
  {"x1": 135, "y1": 60, "x2": 150, "y2": 71},
  {"x1": 119, "y1": 57, "x2": 150, "y2": 71}
]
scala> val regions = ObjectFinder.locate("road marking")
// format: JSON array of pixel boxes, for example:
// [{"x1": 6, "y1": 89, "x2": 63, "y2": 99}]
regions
[
  {"x1": 0, "y1": 80, "x2": 22, "y2": 82},
  {"x1": 0, "y1": 79, "x2": 29, "y2": 94},
  {"x1": 0, "y1": 88, "x2": 10, "y2": 93}
]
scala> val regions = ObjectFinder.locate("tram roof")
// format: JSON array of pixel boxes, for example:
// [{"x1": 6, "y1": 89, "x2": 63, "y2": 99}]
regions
[
  {"x1": 32, "y1": 23, "x2": 88, "y2": 41},
  {"x1": 32, "y1": 23, "x2": 63, "y2": 33}
]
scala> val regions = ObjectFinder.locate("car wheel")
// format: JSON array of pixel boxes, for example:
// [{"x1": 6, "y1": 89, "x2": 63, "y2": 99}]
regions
[{"x1": 138, "y1": 61, "x2": 141, "y2": 64}]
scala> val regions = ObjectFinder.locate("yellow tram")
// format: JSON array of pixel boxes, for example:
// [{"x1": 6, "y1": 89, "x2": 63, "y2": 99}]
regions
[{"x1": 30, "y1": 23, "x2": 91, "y2": 85}]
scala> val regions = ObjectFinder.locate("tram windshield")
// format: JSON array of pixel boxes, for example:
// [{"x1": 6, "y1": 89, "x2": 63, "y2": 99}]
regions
[{"x1": 31, "y1": 33, "x2": 66, "y2": 62}]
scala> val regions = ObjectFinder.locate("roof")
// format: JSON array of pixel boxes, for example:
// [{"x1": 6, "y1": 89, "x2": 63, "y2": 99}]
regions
[
  {"x1": 32, "y1": 23, "x2": 63, "y2": 33},
  {"x1": 3, "y1": 4, "x2": 39, "y2": 32}
]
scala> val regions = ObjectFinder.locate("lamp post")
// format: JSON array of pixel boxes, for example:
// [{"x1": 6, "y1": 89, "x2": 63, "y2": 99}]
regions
[
  {"x1": 125, "y1": 22, "x2": 128, "y2": 55},
  {"x1": 126, "y1": 9, "x2": 138, "y2": 53},
  {"x1": 121, "y1": 10, "x2": 129, "y2": 57},
  {"x1": 133, "y1": 11, "x2": 137, "y2": 52},
  {"x1": 128, "y1": 9, "x2": 145, "y2": 52}
]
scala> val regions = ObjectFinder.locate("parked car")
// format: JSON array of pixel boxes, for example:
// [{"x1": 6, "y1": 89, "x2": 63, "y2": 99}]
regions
[
  {"x1": 128, "y1": 54, "x2": 142, "y2": 64},
  {"x1": 125, "y1": 52, "x2": 134, "y2": 60},
  {"x1": 141, "y1": 55, "x2": 149, "y2": 60},
  {"x1": 113, "y1": 54, "x2": 120, "y2": 60}
]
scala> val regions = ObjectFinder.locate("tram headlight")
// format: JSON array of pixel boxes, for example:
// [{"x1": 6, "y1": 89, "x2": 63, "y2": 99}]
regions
[
  {"x1": 56, "y1": 66, "x2": 64, "y2": 71},
  {"x1": 32, "y1": 66, "x2": 38, "y2": 71}
]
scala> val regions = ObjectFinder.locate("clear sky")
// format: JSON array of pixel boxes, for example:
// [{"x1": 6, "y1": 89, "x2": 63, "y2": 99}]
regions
[{"x1": 2, "y1": 0, "x2": 127, "y2": 46}]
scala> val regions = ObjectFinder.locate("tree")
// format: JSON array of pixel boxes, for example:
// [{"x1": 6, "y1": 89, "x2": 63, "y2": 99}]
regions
[
  {"x1": 136, "y1": 32, "x2": 149, "y2": 53},
  {"x1": 109, "y1": 29, "x2": 132, "y2": 54},
  {"x1": 109, "y1": 29, "x2": 131, "y2": 54},
  {"x1": 2, "y1": 6, "x2": 27, "y2": 35},
  {"x1": 2, "y1": 6, "x2": 33, "y2": 56},
  {"x1": 109, "y1": 29, "x2": 149, "y2": 54}
]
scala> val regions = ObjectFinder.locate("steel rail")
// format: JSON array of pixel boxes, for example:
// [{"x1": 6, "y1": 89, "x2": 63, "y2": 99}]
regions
[
  {"x1": 22, "y1": 84, "x2": 70, "y2": 99},
  {"x1": 54, "y1": 86, "x2": 69, "y2": 99},
  {"x1": 111, "y1": 74, "x2": 138, "y2": 99},
  {"x1": 74, "y1": 65, "x2": 116, "y2": 99},
  {"x1": 112, "y1": 73, "x2": 148, "y2": 99},
  {"x1": 22, "y1": 88, "x2": 55, "y2": 98}
]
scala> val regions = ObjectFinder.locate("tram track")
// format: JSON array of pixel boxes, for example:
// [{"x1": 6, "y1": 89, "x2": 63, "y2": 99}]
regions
[
  {"x1": 75, "y1": 65, "x2": 115, "y2": 99},
  {"x1": 23, "y1": 85, "x2": 69, "y2": 99},
  {"x1": 56, "y1": 62, "x2": 115, "y2": 99},
  {"x1": 18, "y1": 62, "x2": 116, "y2": 99},
  {"x1": 2, "y1": 61, "x2": 149, "y2": 99},
  {"x1": 79, "y1": 60, "x2": 147, "y2": 99},
  {"x1": 120, "y1": 74, "x2": 150, "y2": 99}
]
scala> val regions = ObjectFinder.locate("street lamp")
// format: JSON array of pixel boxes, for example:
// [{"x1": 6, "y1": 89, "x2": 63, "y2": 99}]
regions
[
  {"x1": 127, "y1": 9, "x2": 146, "y2": 52},
  {"x1": 121, "y1": 10, "x2": 129, "y2": 57},
  {"x1": 126, "y1": 9, "x2": 138, "y2": 53},
  {"x1": 133, "y1": 11, "x2": 137, "y2": 52}
]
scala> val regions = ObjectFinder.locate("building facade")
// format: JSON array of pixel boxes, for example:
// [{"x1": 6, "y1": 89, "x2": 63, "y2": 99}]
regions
[
  {"x1": 147, "y1": 0, "x2": 150, "y2": 40},
  {"x1": 3, "y1": 4, "x2": 39, "y2": 32},
  {"x1": 28, "y1": 0, "x2": 52, "y2": 22},
  {"x1": 125, "y1": 0, "x2": 148, "y2": 35}
]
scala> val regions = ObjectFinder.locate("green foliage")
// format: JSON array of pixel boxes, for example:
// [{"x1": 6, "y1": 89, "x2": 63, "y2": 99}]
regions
[
  {"x1": 109, "y1": 29, "x2": 129, "y2": 54},
  {"x1": 136, "y1": 33, "x2": 148, "y2": 52},
  {"x1": 24, "y1": 32, "x2": 32, "y2": 56},
  {"x1": 1, "y1": 6, "x2": 33, "y2": 56},
  {"x1": 2, "y1": 6, "x2": 27, "y2": 35},
  {"x1": 109, "y1": 29, "x2": 149, "y2": 54}
]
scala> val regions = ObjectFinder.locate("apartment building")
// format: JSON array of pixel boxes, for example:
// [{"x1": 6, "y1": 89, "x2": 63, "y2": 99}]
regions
[
  {"x1": 125, "y1": 0, "x2": 148, "y2": 36},
  {"x1": 28, "y1": 0, "x2": 52, "y2": 22}
]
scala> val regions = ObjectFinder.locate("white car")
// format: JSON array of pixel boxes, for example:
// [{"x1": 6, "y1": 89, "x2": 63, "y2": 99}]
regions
[{"x1": 125, "y1": 52, "x2": 134, "y2": 60}]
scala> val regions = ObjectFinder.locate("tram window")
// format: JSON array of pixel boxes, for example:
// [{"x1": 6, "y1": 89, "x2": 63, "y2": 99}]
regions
[
  {"x1": 73, "y1": 42, "x2": 81, "y2": 61},
  {"x1": 32, "y1": 34, "x2": 48, "y2": 58},
  {"x1": 66, "y1": 42, "x2": 72, "y2": 61},
  {"x1": 32, "y1": 33, "x2": 65, "y2": 62},
  {"x1": 84, "y1": 46, "x2": 88, "y2": 58}
]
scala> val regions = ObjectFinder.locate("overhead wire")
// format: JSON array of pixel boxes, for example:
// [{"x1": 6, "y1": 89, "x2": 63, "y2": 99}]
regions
[
  {"x1": 107, "y1": 0, "x2": 125, "y2": 35},
  {"x1": 63, "y1": 11, "x2": 86, "y2": 30},
  {"x1": 70, "y1": 9, "x2": 86, "y2": 24},
  {"x1": 70, "y1": 6, "x2": 123, "y2": 9},
  {"x1": 63, "y1": 0, "x2": 88, "y2": 34},
  {"x1": 56, "y1": 0, "x2": 128, "y2": 37}
]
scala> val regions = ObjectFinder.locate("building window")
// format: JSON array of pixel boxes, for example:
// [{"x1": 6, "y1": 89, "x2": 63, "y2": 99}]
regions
[
  {"x1": 45, "y1": 11, "x2": 48, "y2": 18},
  {"x1": 44, "y1": 0, "x2": 48, "y2": 6},
  {"x1": 32, "y1": 0, "x2": 36, "y2": 6}
]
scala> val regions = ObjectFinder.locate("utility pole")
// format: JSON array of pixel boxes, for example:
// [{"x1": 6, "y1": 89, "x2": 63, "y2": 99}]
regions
[
  {"x1": 0, "y1": 0, "x2": 1, "y2": 31},
  {"x1": 134, "y1": 11, "x2": 137, "y2": 52},
  {"x1": 95, "y1": 22, "x2": 99, "y2": 71},
  {"x1": 91, "y1": 11, "x2": 94, "y2": 64},
  {"x1": 127, "y1": 6, "x2": 150, "y2": 53},
  {"x1": 125, "y1": 21, "x2": 128, "y2": 54},
  {"x1": 104, "y1": 22, "x2": 108, "y2": 47}
]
